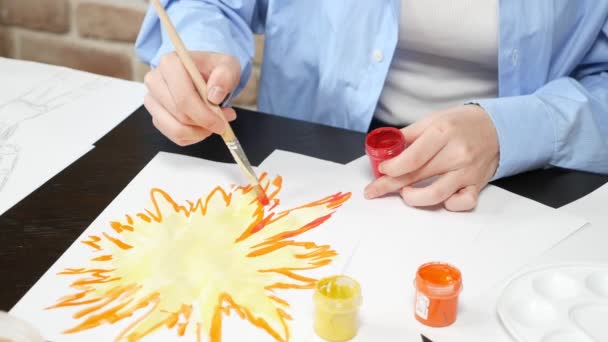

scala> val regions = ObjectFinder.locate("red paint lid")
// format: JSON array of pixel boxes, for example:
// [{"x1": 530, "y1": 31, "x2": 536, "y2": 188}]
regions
[{"x1": 365, "y1": 127, "x2": 406, "y2": 159}]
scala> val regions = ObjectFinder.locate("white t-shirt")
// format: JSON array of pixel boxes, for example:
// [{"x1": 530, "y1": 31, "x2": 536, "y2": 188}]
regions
[{"x1": 376, "y1": 0, "x2": 499, "y2": 125}]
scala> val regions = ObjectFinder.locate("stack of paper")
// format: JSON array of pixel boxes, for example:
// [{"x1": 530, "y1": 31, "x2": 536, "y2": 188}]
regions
[
  {"x1": 0, "y1": 58, "x2": 145, "y2": 214},
  {"x1": 10, "y1": 150, "x2": 588, "y2": 342}
]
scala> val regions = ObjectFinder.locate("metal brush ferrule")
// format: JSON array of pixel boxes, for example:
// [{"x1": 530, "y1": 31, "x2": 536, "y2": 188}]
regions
[{"x1": 226, "y1": 138, "x2": 258, "y2": 183}]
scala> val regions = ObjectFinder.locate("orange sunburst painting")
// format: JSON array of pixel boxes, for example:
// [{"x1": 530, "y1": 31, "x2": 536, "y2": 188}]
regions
[{"x1": 46, "y1": 173, "x2": 351, "y2": 342}]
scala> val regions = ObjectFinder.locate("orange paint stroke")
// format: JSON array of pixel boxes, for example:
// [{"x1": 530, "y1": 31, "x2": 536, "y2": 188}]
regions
[
  {"x1": 209, "y1": 293, "x2": 292, "y2": 342},
  {"x1": 102, "y1": 233, "x2": 133, "y2": 250},
  {"x1": 268, "y1": 295, "x2": 291, "y2": 307},
  {"x1": 110, "y1": 221, "x2": 133, "y2": 233},
  {"x1": 260, "y1": 269, "x2": 318, "y2": 285},
  {"x1": 113, "y1": 292, "x2": 161, "y2": 341},
  {"x1": 92, "y1": 255, "x2": 113, "y2": 262},
  {"x1": 81, "y1": 235, "x2": 102, "y2": 250}
]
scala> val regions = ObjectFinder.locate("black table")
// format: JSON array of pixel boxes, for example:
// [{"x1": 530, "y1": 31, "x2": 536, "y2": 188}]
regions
[{"x1": 1, "y1": 107, "x2": 606, "y2": 341}]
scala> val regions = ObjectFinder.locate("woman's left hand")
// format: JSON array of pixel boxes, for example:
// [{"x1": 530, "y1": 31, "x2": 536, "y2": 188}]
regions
[{"x1": 364, "y1": 105, "x2": 500, "y2": 211}]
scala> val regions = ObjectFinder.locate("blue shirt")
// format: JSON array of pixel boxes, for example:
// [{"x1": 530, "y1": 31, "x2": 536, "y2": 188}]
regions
[{"x1": 136, "y1": 1, "x2": 608, "y2": 180}]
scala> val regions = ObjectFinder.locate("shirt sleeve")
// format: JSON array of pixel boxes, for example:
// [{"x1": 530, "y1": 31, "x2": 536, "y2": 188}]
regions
[
  {"x1": 474, "y1": 27, "x2": 608, "y2": 180},
  {"x1": 135, "y1": 0, "x2": 262, "y2": 95}
]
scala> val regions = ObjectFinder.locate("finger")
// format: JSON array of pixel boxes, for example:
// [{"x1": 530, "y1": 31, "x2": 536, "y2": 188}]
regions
[
  {"x1": 400, "y1": 105, "x2": 467, "y2": 142},
  {"x1": 222, "y1": 107, "x2": 237, "y2": 122},
  {"x1": 144, "y1": 94, "x2": 212, "y2": 146},
  {"x1": 206, "y1": 63, "x2": 239, "y2": 105},
  {"x1": 145, "y1": 69, "x2": 235, "y2": 124},
  {"x1": 400, "y1": 113, "x2": 438, "y2": 142},
  {"x1": 364, "y1": 175, "x2": 408, "y2": 199},
  {"x1": 144, "y1": 69, "x2": 196, "y2": 126},
  {"x1": 367, "y1": 145, "x2": 457, "y2": 199},
  {"x1": 380, "y1": 125, "x2": 449, "y2": 177},
  {"x1": 158, "y1": 53, "x2": 224, "y2": 134},
  {"x1": 400, "y1": 170, "x2": 466, "y2": 207},
  {"x1": 443, "y1": 185, "x2": 480, "y2": 212}
]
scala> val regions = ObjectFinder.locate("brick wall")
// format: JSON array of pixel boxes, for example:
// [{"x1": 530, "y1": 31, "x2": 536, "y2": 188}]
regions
[{"x1": 0, "y1": 0, "x2": 261, "y2": 107}]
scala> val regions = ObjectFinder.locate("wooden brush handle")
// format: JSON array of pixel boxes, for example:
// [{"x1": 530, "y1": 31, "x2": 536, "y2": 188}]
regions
[{"x1": 150, "y1": 0, "x2": 236, "y2": 141}]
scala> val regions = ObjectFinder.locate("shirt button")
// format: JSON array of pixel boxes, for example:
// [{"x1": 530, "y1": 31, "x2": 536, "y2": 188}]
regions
[
  {"x1": 511, "y1": 49, "x2": 519, "y2": 66},
  {"x1": 372, "y1": 50, "x2": 384, "y2": 63}
]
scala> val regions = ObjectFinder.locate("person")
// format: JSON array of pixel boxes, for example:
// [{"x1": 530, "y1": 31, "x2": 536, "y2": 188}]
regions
[{"x1": 136, "y1": 1, "x2": 608, "y2": 212}]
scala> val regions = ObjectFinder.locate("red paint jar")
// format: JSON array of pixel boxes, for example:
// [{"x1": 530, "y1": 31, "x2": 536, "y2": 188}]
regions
[
  {"x1": 365, "y1": 127, "x2": 406, "y2": 178},
  {"x1": 414, "y1": 262, "x2": 463, "y2": 327}
]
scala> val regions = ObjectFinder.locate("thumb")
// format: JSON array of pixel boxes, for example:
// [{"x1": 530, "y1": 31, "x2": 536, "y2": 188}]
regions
[{"x1": 206, "y1": 63, "x2": 239, "y2": 105}]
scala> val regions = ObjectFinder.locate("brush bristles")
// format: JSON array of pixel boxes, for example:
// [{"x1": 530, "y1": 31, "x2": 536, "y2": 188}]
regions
[{"x1": 254, "y1": 185, "x2": 269, "y2": 206}]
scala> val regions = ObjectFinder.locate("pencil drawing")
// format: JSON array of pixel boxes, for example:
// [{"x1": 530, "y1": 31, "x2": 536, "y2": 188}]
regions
[{"x1": 0, "y1": 72, "x2": 107, "y2": 191}]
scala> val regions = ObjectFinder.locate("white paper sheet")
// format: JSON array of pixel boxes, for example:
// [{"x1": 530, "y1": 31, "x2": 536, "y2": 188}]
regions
[
  {"x1": 558, "y1": 182, "x2": 608, "y2": 226},
  {"x1": 11, "y1": 152, "x2": 361, "y2": 342},
  {"x1": 0, "y1": 58, "x2": 145, "y2": 215},
  {"x1": 406, "y1": 182, "x2": 603, "y2": 342},
  {"x1": 267, "y1": 152, "x2": 586, "y2": 341},
  {"x1": 0, "y1": 144, "x2": 94, "y2": 214},
  {"x1": 262, "y1": 152, "x2": 489, "y2": 270},
  {"x1": 424, "y1": 182, "x2": 608, "y2": 342},
  {"x1": 337, "y1": 156, "x2": 585, "y2": 298},
  {"x1": 531, "y1": 182, "x2": 608, "y2": 266}
]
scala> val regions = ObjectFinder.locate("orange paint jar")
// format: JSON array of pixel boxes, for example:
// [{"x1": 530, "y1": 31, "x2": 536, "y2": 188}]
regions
[{"x1": 414, "y1": 262, "x2": 463, "y2": 327}]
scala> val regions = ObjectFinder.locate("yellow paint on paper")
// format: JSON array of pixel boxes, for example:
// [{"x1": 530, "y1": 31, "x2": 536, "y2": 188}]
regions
[{"x1": 47, "y1": 173, "x2": 351, "y2": 341}]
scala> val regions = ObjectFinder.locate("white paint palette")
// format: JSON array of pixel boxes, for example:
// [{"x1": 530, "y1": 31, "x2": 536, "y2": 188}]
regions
[{"x1": 497, "y1": 265, "x2": 608, "y2": 342}]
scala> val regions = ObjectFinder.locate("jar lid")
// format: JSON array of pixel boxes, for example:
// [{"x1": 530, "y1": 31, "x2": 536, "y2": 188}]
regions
[
  {"x1": 365, "y1": 127, "x2": 406, "y2": 159},
  {"x1": 314, "y1": 275, "x2": 362, "y2": 312},
  {"x1": 415, "y1": 262, "x2": 463, "y2": 298}
]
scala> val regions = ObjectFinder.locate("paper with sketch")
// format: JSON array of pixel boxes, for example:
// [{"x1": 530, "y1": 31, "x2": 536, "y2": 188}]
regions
[
  {"x1": 0, "y1": 144, "x2": 94, "y2": 214},
  {"x1": 11, "y1": 152, "x2": 358, "y2": 342},
  {"x1": 266, "y1": 151, "x2": 586, "y2": 341},
  {"x1": 0, "y1": 57, "x2": 145, "y2": 214}
]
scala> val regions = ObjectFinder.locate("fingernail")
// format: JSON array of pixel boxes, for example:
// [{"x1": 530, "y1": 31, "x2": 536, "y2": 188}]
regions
[
  {"x1": 378, "y1": 162, "x2": 386, "y2": 174},
  {"x1": 364, "y1": 187, "x2": 377, "y2": 199},
  {"x1": 208, "y1": 86, "x2": 226, "y2": 105}
]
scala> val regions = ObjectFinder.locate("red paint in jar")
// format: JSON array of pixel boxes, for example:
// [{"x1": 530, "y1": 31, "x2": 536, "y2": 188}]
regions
[
  {"x1": 414, "y1": 262, "x2": 463, "y2": 327},
  {"x1": 365, "y1": 127, "x2": 406, "y2": 178}
]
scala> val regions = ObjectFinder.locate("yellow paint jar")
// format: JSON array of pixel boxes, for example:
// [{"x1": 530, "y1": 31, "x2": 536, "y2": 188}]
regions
[{"x1": 313, "y1": 275, "x2": 362, "y2": 342}]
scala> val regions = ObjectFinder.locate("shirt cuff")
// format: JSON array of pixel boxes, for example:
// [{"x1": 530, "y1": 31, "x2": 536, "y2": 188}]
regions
[
  {"x1": 150, "y1": 4, "x2": 253, "y2": 96},
  {"x1": 473, "y1": 95, "x2": 557, "y2": 180}
]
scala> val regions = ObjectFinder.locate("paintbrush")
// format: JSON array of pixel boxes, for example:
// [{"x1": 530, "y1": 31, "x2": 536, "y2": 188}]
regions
[{"x1": 150, "y1": 0, "x2": 269, "y2": 205}]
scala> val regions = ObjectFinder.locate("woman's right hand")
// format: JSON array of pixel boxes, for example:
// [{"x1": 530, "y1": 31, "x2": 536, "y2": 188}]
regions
[{"x1": 143, "y1": 51, "x2": 241, "y2": 146}]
